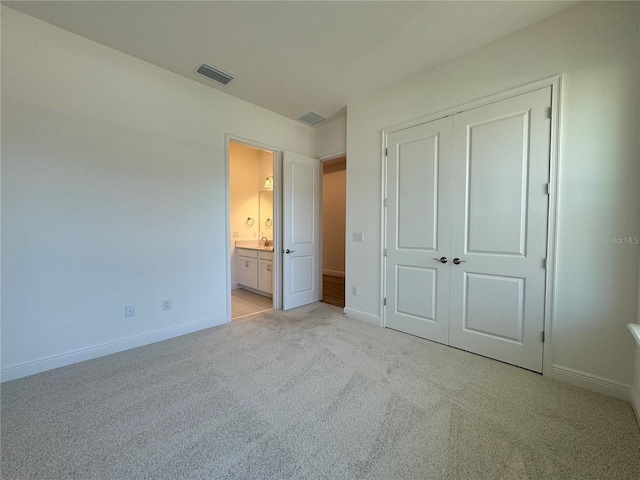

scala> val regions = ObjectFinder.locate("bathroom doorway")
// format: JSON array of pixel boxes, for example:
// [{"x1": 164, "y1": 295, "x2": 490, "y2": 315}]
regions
[{"x1": 228, "y1": 141, "x2": 277, "y2": 319}]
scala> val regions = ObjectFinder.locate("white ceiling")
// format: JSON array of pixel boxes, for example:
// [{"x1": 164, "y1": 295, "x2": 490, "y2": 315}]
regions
[{"x1": 3, "y1": 1, "x2": 576, "y2": 124}]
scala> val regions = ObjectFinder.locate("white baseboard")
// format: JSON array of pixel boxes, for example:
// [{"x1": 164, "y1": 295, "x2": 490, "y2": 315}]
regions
[
  {"x1": 323, "y1": 269, "x2": 345, "y2": 278},
  {"x1": 343, "y1": 307, "x2": 381, "y2": 327},
  {"x1": 1, "y1": 315, "x2": 228, "y2": 383},
  {"x1": 552, "y1": 364, "x2": 631, "y2": 401}
]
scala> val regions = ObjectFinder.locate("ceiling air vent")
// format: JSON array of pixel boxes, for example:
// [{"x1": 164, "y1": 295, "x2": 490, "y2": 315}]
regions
[
  {"x1": 297, "y1": 111, "x2": 327, "y2": 126},
  {"x1": 196, "y1": 63, "x2": 234, "y2": 85}
]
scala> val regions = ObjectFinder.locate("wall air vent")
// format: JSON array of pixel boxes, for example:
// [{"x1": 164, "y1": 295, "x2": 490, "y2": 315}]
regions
[
  {"x1": 196, "y1": 63, "x2": 234, "y2": 85},
  {"x1": 297, "y1": 111, "x2": 327, "y2": 126}
]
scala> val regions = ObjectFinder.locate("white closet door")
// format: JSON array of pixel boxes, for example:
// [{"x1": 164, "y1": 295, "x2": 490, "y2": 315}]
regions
[
  {"x1": 448, "y1": 87, "x2": 552, "y2": 372},
  {"x1": 385, "y1": 117, "x2": 453, "y2": 344}
]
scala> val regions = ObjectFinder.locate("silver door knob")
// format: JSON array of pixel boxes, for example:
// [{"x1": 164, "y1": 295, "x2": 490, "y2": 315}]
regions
[
  {"x1": 284, "y1": 249, "x2": 295, "y2": 254},
  {"x1": 453, "y1": 258, "x2": 466, "y2": 265},
  {"x1": 433, "y1": 257, "x2": 448, "y2": 263}
]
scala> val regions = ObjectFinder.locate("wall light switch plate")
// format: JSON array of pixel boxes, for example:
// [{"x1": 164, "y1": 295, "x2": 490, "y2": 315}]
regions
[{"x1": 352, "y1": 232, "x2": 364, "y2": 242}]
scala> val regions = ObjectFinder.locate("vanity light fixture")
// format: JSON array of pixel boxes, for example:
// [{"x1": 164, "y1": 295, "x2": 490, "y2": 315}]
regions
[{"x1": 264, "y1": 176, "x2": 274, "y2": 189}]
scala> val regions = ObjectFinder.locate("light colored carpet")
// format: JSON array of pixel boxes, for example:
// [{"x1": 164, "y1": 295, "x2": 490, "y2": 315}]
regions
[
  {"x1": 2, "y1": 303, "x2": 639, "y2": 479},
  {"x1": 231, "y1": 288, "x2": 272, "y2": 319}
]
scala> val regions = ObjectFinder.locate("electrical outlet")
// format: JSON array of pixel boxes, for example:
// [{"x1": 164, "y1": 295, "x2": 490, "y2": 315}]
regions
[
  {"x1": 253, "y1": 232, "x2": 257, "y2": 237},
  {"x1": 125, "y1": 305, "x2": 135, "y2": 317},
  {"x1": 233, "y1": 231, "x2": 240, "y2": 238},
  {"x1": 163, "y1": 299, "x2": 171, "y2": 310},
  {"x1": 352, "y1": 286, "x2": 358, "y2": 296},
  {"x1": 352, "y1": 232, "x2": 364, "y2": 242}
]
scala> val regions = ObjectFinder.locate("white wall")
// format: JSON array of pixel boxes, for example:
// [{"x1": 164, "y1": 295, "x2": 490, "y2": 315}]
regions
[
  {"x1": 346, "y1": 1, "x2": 640, "y2": 393},
  {"x1": 0, "y1": 7, "x2": 314, "y2": 380},
  {"x1": 258, "y1": 150, "x2": 274, "y2": 240},
  {"x1": 322, "y1": 160, "x2": 346, "y2": 276},
  {"x1": 314, "y1": 116, "x2": 347, "y2": 159},
  {"x1": 229, "y1": 143, "x2": 261, "y2": 287}
]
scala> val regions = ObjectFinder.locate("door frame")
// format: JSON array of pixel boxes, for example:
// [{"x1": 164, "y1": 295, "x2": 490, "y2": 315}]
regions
[
  {"x1": 380, "y1": 75, "x2": 562, "y2": 377},
  {"x1": 225, "y1": 134, "x2": 283, "y2": 322}
]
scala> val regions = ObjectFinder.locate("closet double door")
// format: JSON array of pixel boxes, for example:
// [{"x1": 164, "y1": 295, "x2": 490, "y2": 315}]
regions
[{"x1": 384, "y1": 87, "x2": 551, "y2": 372}]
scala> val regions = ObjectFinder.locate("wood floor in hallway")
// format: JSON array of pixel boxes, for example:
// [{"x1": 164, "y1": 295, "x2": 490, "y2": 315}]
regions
[{"x1": 322, "y1": 274, "x2": 345, "y2": 308}]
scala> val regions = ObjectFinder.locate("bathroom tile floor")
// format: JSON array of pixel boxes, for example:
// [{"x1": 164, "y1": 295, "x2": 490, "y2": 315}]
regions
[{"x1": 232, "y1": 288, "x2": 273, "y2": 319}]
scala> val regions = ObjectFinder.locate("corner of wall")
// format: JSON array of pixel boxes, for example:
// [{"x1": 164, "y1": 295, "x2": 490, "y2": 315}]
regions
[{"x1": 314, "y1": 115, "x2": 347, "y2": 159}]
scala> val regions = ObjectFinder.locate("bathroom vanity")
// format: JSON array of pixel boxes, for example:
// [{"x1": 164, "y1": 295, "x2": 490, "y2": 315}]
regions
[{"x1": 237, "y1": 245, "x2": 274, "y2": 296}]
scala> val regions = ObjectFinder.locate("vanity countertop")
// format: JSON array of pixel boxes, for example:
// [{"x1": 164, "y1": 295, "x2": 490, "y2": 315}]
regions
[
  {"x1": 237, "y1": 246, "x2": 274, "y2": 252},
  {"x1": 235, "y1": 240, "x2": 274, "y2": 252}
]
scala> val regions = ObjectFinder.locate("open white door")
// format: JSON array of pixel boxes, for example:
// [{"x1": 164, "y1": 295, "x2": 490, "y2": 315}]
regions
[{"x1": 283, "y1": 151, "x2": 321, "y2": 310}]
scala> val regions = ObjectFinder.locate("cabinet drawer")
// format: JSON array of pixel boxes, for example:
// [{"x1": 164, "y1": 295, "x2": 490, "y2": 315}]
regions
[
  {"x1": 237, "y1": 248, "x2": 258, "y2": 259},
  {"x1": 258, "y1": 250, "x2": 274, "y2": 261}
]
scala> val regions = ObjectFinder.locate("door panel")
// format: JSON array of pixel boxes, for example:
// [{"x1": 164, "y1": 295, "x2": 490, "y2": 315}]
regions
[
  {"x1": 397, "y1": 137, "x2": 440, "y2": 250},
  {"x1": 465, "y1": 112, "x2": 530, "y2": 256},
  {"x1": 283, "y1": 151, "x2": 321, "y2": 310},
  {"x1": 385, "y1": 117, "x2": 453, "y2": 344},
  {"x1": 449, "y1": 87, "x2": 551, "y2": 372},
  {"x1": 291, "y1": 256, "x2": 313, "y2": 293},
  {"x1": 292, "y1": 163, "x2": 315, "y2": 244},
  {"x1": 463, "y1": 273, "x2": 525, "y2": 343},
  {"x1": 396, "y1": 265, "x2": 437, "y2": 322}
]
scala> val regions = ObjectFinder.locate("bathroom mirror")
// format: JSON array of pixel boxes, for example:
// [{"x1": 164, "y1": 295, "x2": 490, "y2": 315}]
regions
[{"x1": 259, "y1": 190, "x2": 273, "y2": 241}]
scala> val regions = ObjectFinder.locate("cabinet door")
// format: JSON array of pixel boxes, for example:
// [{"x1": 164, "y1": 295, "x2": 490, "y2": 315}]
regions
[
  {"x1": 258, "y1": 260, "x2": 273, "y2": 294},
  {"x1": 239, "y1": 257, "x2": 258, "y2": 290}
]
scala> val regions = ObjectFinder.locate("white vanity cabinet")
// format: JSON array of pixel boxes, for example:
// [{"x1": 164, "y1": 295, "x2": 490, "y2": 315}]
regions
[
  {"x1": 237, "y1": 249, "x2": 258, "y2": 290},
  {"x1": 258, "y1": 251, "x2": 274, "y2": 294},
  {"x1": 237, "y1": 248, "x2": 273, "y2": 296}
]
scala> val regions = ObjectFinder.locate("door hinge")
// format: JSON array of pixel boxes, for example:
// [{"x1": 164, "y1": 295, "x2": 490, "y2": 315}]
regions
[
  {"x1": 546, "y1": 107, "x2": 552, "y2": 119},
  {"x1": 384, "y1": 298, "x2": 387, "y2": 306},
  {"x1": 384, "y1": 198, "x2": 388, "y2": 207},
  {"x1": 385, "y1": 148, "x2": 388, "y2": 157},
  {"x1": 543, "y1": 258, "x2": 548, "y2": 269},
  {"x1": 384, "y1": 248, "x2": 387, "y2": 257},
  {"x1": 542, "y1": 331, "x2": 545, "y2": 343},
  {"x1": 546, "y1": 183, "x2": 551, "y2": 195}
]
